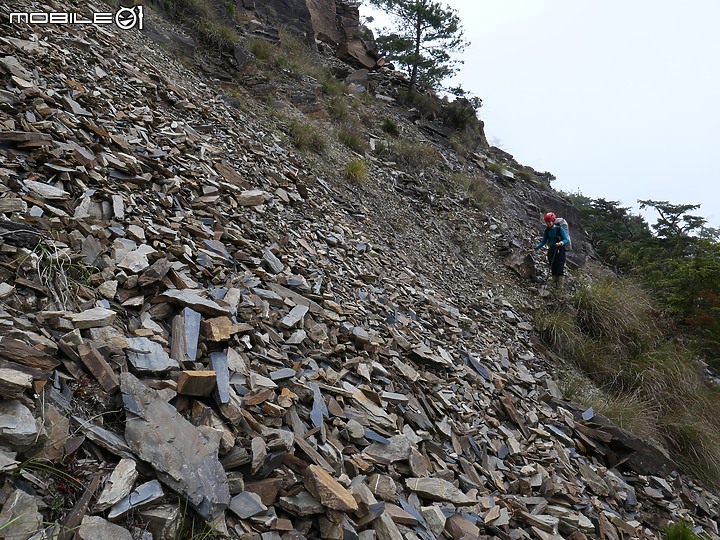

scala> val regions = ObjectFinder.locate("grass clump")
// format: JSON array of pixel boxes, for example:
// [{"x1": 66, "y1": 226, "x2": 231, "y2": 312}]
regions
[
  {"x1": 338, "y1": 124, "x2": 368, "y2": 154},
  {"x1": 452, "y1": 173, "x2": 497, "y2": 209},
  {"x1": 245, "y1": 31, "x2": 319, "y2": 78},
  {"x1": 197, "y1": 20, "x2": 238, "y2": 51},
  {"x1": 246, "y1": 37, "x2": 275, "y2": 62},
  {"x1": 288, "y1": 118, "x2": 326, "y2": 154},
  {"x1": 537, "y1": 276, "x2": 720, "y2": 487},
  {"x1": 320, "y1": 71, "x2": 347, "y2": 96},
  {"x1": 486, "y1": 162, "x2": 505, "y2": 176},
  {"x1": 173, "y1": 0, "x2": 213, "y2": 19},
  {"x1": 345, "y1": 159, "x2": 368, "y2": 183},
  {"x1": 381, "y1": 117, "x2": 399, "y2": 136},
  {"x1": 388, "y1": 139, "x2": 439, "y2": 171},
  {"x1": 398, "y1": 89, "x2": 440, "y2": 119},
  {"x1": 663, "y1": 520, "x2": 705, "y2": 540},
  {"x1": 170, "y1": 0, "x2": 237, "y2": 52},
  {"x1": 326, "y1": 96, "x2": 351, "y2": 122}
]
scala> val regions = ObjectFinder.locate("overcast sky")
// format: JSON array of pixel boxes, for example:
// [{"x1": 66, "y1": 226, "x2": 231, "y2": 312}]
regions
[{"x1": 361, "y1": 1, "x2": 720, "y2": 230}]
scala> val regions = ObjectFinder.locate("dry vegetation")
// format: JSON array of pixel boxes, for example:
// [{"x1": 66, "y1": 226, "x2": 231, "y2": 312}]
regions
[{"x1": 537, "y1": 277, "x2": 720, "y2": 487}]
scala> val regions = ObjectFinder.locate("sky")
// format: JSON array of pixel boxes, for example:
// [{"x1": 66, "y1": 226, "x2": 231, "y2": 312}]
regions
[{"x1": 361, "y1": 1, "x2": 720, "y2": 230}]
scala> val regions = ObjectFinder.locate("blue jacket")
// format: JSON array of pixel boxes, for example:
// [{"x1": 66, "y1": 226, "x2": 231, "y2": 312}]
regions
[{"x1": 535, "y1": 225, "x2": 568, "y2": 250}]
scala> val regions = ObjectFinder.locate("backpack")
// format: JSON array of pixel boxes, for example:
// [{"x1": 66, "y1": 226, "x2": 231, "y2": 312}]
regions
[{"x1": 554, "y1": 217, "x2": 572, "y2": 250}]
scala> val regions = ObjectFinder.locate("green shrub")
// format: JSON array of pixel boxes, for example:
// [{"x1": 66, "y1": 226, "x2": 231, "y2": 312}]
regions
[
  {"x1": 275, "y1": 30, "x2": 317, "y2": 74},
  {"x1": 381, "y1": 117, "x2": 399, "y2": 136},
  {"x1": 173, "y1": 0, "x2": 213, "y2": 21},
  {"x1": 288, "y1": 118, "x2": 326, "y2": 153},
  {"x1": 440, "y1": 97, "x2": 480, "y2": 132},
  {"x1": 659, "y1": 389, "x2": 720, "y2": 487},
  {"x1": 448, "y1": 132, "x2": 468, "y2": 156},
  {"x1": 663, "y1": 520, "x2": 703, "y2": 540},
  {"x1": 573, "y1": 278, "x2": 661, "y2": 354},
  {"x1": 398, "y1": 89, "x2": 439, "y2": 119},
  {"x1": 515, "y1": 167, "x2": 537, "y2": 183},
  {"x1": 345, "y1": 159, "x2": 368, "y2": 183},
  {"x1": 486, "y1": 162, "x2": 505, "y2": 176},
  {"x1": 372, "y1": 139, "x2": 388, "y2": 156},
  {"x1": 338, "y1": 124, "x2": 368, "y2": 154}
]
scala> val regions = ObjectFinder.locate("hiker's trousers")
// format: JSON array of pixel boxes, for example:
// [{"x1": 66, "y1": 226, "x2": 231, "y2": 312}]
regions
[{"x1": 548, "y1": 245, "x2": 566, "y2": 276}]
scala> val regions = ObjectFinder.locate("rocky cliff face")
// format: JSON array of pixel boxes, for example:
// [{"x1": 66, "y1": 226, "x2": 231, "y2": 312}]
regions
[
  {"x1": 0, "y1": 1, "x2": 718, "y2": 539},
  {"x1": 250, "y1": 0, "x2": 378, "y2": 68}
]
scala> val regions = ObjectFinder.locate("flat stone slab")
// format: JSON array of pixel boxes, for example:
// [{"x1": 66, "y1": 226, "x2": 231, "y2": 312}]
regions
[
  {"x1": 125, "y1": 337, "x2": 179, "y2": 373},
  {"x1": 120, "y1": 373, "x2": 230, "y2": 519},
  {"x1": 68, "y1": 307, "x2": 116, "y2": 329},
  {"x1": 156, "y1": 289, "x2": 231, "y2": 317},
  {"x1": 305, "y1": 464, "x2": 358, "y2": 512},
  {"x1": 405, "y1": 478, "x2": 476, "y2": 506},
  {"x1": 78, "y1": 516, "x2": 133, "y2": 540}
]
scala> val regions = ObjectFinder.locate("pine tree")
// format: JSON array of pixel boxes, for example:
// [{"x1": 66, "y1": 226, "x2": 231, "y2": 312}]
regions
[{"x1": 368, "y1": 0, "x2": 468, "y2": 92}]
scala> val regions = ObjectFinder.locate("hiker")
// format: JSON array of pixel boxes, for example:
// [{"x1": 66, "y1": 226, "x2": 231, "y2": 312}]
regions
[{"x1": 532, "y1": 212, "x2": 569, "y2": 288}]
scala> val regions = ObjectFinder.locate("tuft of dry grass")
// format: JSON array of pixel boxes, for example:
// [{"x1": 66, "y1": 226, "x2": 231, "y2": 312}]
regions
[
  {"x1": 451, "y1": 173, "x2": 497, "y2": 210},
  {"x1": 660, "y1": 397, "x2": 720, "y2": 487},
  {"x1": 345, "y1": 159, "x2": 368, "y2": 183},
  {"x1": 388, "y1": 139, "x2": 439, "y2": 171},
  {"x1": 337, "y1": 123, "x2": 368, "y2": 154},
  {"x1": 197, "y1": 20, "x2": 238, "y2": 51},
  {"x1": 539, "y1": 277, "x2": 720, "y2": 487},
  {"x1": 288, "y1": 118, "x2": 326, "y2": 154},
  {"x1": 326, "y1": 96, "x2": 351, "y2": 122}
]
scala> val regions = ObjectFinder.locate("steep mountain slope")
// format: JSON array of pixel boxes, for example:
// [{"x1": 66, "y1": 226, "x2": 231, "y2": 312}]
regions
[{"x1": 0, "y1": 1, "x2": 718, "y2": 539}]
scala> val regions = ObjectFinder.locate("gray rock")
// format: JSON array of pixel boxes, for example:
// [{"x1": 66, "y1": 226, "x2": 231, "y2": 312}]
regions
[
  {"x1": 405, "y1": 478, "x2": 476, "y2": 506},
  {"x1": 0, "y1": 447, "x2": 18, "y2": 471},
  {"x1": 121, "y1": 373, "x2": 230, "y2": 519},
  {"x1": 95, "y1": 458, "x2": 139, "y2": 511},
  {"x1": 78, "y1": 516, "x2": 133, "y2": 540},
  {"x1": 421, "y1": 506, "x2": 447, "y2": 537},
  {"x1": 108, "y1": 479, "x2": 165, "y2": 521},
  {"x1": 139, "y1": 505, "x2": 183, "y2": 540},
  {"x1": 228, "y1": 491, "x2": 268, "y2": 519},
  {"x1": 118, "y1": 244, "x2": 156, "y2": 273},
  {"x1": 0, "y1": 399, "x2": 38, "y2": 448},
  {"x1": 68, "y1": 306, "x2": 116, "y2": 329},
  {"x1": 157, "y1": 289, "x2": 231, "y2": 316},
  {"x1": 504, "y1": 250, "x2": 537, "y2": 279},
  {"x1": 125, "y1": 337, "x2": 179, "y2": 373},
  {"x1": 24, "y1": 179, "x2": 69, "y2": 199},
  {"x1": 364, "y1": 435, "x2": 413, "y2": 463},
  {"x1": 374, "y1": 511, "x2": 403, "y2": 540},
  {"x1": 210, "y1": 351, "x2": 230, "y2": 404},
  {"x1": 0, "y1": 488, "x2": 42, "y2": 540},
  {"x1": 279, "y1": 490, "x2": 324, "y2": 516},
  {"x1": 280, "y1": 305, "x2": 309, "y2": 329},
  {"x1": 263, "y1": 247, "x2": 285, "y2": 274},
  {"x1": 269, "y1": 368, "x2": 296, "y2": 381},
  {"x1": 237, "y1": 189, "x2": 271, "y2": 206}
]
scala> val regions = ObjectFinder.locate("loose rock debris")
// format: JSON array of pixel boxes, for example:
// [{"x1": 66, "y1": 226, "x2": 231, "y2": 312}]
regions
[{"x1": 0, "y1": 1, "x2": 718, "y2": 539}]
